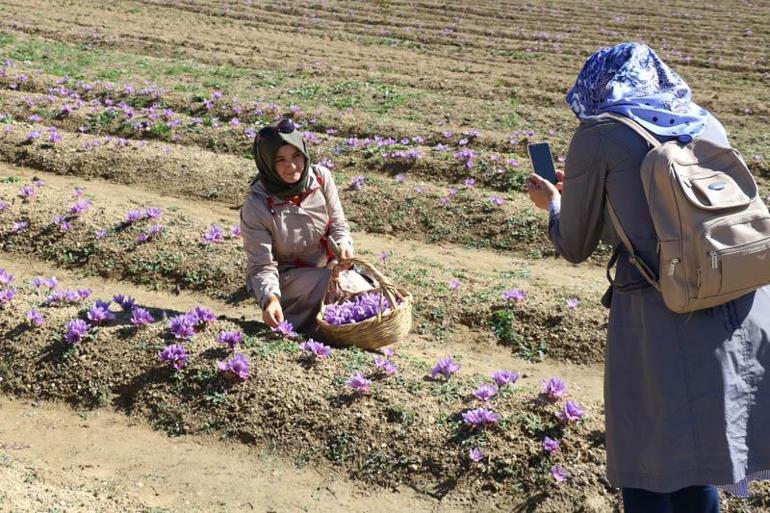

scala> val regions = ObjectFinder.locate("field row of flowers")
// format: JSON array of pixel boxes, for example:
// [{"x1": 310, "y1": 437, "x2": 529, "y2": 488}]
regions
[
  {"x1": 0, "y1": 267, "x2": 596, "y2": 495},
  {"x1": 0, "y1": 175, "x2": 604, "y2": 363}
]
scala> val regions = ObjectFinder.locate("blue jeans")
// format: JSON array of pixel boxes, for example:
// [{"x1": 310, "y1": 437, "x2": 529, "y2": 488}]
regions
[{"x1": 622, "y1": 486, "x2": 720, "y2": 513}]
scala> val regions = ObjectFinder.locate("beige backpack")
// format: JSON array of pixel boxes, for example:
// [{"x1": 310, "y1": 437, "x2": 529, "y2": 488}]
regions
[{"x1": 602, "y1": 112, "x2": 770, "y2": 313}]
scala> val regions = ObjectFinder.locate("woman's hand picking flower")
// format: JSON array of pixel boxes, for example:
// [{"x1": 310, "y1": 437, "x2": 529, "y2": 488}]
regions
[{"x1": 262, "y1": 295, "x2": 284, "y2": 327}]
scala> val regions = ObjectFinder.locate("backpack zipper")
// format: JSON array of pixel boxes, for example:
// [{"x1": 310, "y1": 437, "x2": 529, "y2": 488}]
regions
[{"x1": 668, "y1": 258, "x2": 680, "y2": 276}]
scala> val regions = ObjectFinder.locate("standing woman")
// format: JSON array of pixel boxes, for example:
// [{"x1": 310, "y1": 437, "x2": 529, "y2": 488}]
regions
[
  {"x1": 527, "y1": 42, "x2": 770, "y2": 513},
  {"x1": 240, "y1": 118, "x2": 362, "y2": 334}
]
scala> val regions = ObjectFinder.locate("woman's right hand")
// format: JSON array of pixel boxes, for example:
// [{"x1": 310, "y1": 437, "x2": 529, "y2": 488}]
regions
[
  {"x1": 262, "y1": 295, "x2": 284, "y2": 327},
  {"x1": 555, "y1": 170, "x2": 564, "y2": 193}
]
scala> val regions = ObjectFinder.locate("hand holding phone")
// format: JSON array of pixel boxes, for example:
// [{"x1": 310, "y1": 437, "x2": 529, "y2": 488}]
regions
[{"x1": 527, "y1": 142, "x2": 558, "y2": 184}]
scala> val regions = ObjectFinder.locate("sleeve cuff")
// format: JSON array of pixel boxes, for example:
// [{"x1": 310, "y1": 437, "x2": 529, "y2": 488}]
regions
[{"x1": 547, "y1": 197, "x2": 561, "y2": 218}]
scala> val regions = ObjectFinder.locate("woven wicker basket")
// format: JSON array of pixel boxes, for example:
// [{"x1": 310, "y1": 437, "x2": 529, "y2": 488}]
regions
[{"x1": 316, "y1": 257, "x2": 412, "y2": 350}]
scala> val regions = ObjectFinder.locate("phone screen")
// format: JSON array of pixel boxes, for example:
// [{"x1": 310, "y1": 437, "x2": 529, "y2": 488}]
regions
[{"x1": 527, "y1": 143, "x2": 557, "y2": 184}]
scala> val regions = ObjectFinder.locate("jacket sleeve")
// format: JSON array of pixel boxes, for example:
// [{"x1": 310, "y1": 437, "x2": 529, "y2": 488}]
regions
[
  {"x1": 318, "y1": 166, "x2": 354, "y2": 250},
  {"x1": 240, "y1": 195, "x2": 281, "y2": 307},
  {"x1": 548, "y1": 124, "x2": 607, "y2": 264}
]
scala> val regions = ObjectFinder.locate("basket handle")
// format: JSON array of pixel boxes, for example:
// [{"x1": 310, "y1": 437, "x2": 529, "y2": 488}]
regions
[{"x1": 323, "y1": 257, "x2": 403, "y2": 323}]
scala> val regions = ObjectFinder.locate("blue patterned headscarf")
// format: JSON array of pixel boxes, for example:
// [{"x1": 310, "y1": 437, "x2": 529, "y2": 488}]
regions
[{"x1": 566, "y1": 42, "x2": 709, "y2": 139}]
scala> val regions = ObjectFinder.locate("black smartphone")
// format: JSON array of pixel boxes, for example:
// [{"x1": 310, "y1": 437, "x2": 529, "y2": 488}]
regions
[{"x1": 527, "y1": 142, "x2": 558, "y2": 184}]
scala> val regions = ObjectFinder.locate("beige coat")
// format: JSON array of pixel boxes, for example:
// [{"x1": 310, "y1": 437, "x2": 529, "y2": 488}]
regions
[{"x1": 240, "y1": 165, "x2": 353, "y2": 331}]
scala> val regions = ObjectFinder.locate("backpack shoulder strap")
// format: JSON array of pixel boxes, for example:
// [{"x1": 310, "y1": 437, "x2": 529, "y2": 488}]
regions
[
  {"x1": 599, "y1": 112, "x2": 662, "y2": 148},
  {"x1": 605, "y1": 195, "x2": 661, "y2": 292}
]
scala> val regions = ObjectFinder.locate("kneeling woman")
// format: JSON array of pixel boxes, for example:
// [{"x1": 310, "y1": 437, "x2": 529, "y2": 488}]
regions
[{"x1": 240, "y1": 118, "x2": 358, "y2": 333}]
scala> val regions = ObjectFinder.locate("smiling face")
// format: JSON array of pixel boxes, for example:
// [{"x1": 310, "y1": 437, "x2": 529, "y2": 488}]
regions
[{"x1": 274, "y1": 143, "x2": 306, "y2": 185}]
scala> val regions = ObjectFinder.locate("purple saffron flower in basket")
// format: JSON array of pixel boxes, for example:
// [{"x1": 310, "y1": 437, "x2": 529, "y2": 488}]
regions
[
  {"x1": 68, "y1": 199, "x2": 91, "y2": 216},
  {"x1": 490, "y1": 370, "x2": 519, "y2": 387},
  {"x1": 191, "y1": 306, "x2": 216, "y2": 328},
  {"x1": 472, "y1": 384, "x2": 498, "y2": 401},
  {"x1": 543, "y1": 436, "x2": 560, "y2": 455},
  {"x1": 300, "y1": 339, "x2": 332, "y2": 360},
  {"x1": 218, "y1": 352, "x2": 250, "y2": 381},
  {"x1": 550, "y1": 465, "x2": 567, "y2": 483},
  {"x1": 502, "y1": 288, "x2": 527, "y2": 302},
  {"x1": 87, "y1": 305, "x2": 115, "y2": 325},
  {"x1": 130, "y1": 307, "x2": 154, "y2": 326},
  {"x1": 168, "y1": 314, "x2": 196, "y2": 340},
  {"x1": 144, "y1": 207, "x2": 162, "y2": 219},
  {"x1": 462, "y1": 408, "x2": 500, "y2": 428},
  {"x1": 346, "y1": 371, "x2": 371, "y2": 394},
  {"x1": 272, "y1": 320, "x2": 297, "y2": 338},
  {"x1": 0, "y1": 288, "x2": 16, "y2": 305},
  {"x1": 26, "y1": 309, "x2": 45, "y2": 327},
  {"x1": 430, "y1": 356, "x2": 461, "y2": 380},
  {"x1": 124, "y1": 209, "x2": 142, "y2": 223},
  {"x1": 112, "y1": 294, "x2": 136, "y2": 311},
  {"x1": 557, "y1": 400, "x2": 585, "y2": 423},
  {"x1": 202, "y1": 224, "x2": 224, "y2": 244},
  {"x1": 322, "y1": 292, "x2": 398, "y2": 326},
  {"x1": 0, "y1": 269, "x2": 13, "y2": 285},
  {"x1": 217, "y1": 330, "x2": 243, "y2": 351},
  {"x1": 468, "y1": 447, "x2": 485, "y2": 462},
  {"x1": 159, "y1": 344, "x2": 188, "y2": 370},
  {"x1": 374, "y1": 356, "x2": 397, "y2": 376},
  {"x1": 64, "y1": 319, "x2": 90, "y2": 345},
  {"x1": 543, "y1": 377, "x2": 567, "y2": 401}
]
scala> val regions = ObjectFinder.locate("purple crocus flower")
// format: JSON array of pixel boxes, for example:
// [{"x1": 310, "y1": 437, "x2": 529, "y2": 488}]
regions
[
  {"x1": 488, "y1": 195, "x2": 504, "y2": 206},
  {"x1": 468, "y1": 447, "x2": 485, "y2": 462},
  {"x1": 374, "y1": 356, "x2": 397, "y2": 376},
  {"x1": 94, "y1": 229, "x2": 108, "y2": 239},
  {"x1": 558, "y1": 400, "x2": 585, "y2": 423},
  {"x1": 440, "y1": 196, "x2": 451, "y2": 207},
  {"x1": 10, "y1": 221, "x2": 29, "y2": 234},
  {"x1": 87, "y1": 305, "x2": 115, "y2": 324},
  {"x1": 300, "y1": 339, "x2": 332, "y2": 360},
  {"x1": 124, "y1": 210, "x2": 142, "y2": 223},
  {"x1": 72, "y1": 186, "x2": 84, "y2": 197},
  {"x1": 229, "y1": 225, "x2": 241, "y2": 238},
  {"x1": 490, "y1": 370, "x2": 519, "y2": 387},
  {"x1": 148, "y1": 224, "x2": 163, "y2": 236},
  {"x1": 69, "y1": 199, "x2": 91, "y2": 216},
  {"x1": 543, "y1": 377, "x2": 567, "y2": 401},
  {"x1": 543, "y1": 436, "x2": 560, "y2": 455},
  {"x1": 0, "y1": 200, "x2": 8, "y2": 212},
  {"x1": 448, "y1": 278, "x2": 460, "y2": 290},
  {"x1": 218, "y1": 352, "x2": 250, "y2": 381},
  {"x1": 159, "y1": 344, "x2": 188, "y2": 370},
  {"x1": 25, "y1": 130, "x2": 41, "y2": 143},
  {"x1": 0, "y1": 269, "x2": 14, "y2": 285},
  {"x1": 112, "y1": 294, "x2": 136, "y2": 310},
  {"x1": 382, "y1": 347, "x2": 395, "y2": 358},
  {"x1": 144, "y1": 207, "x2": 162, "y2": 219},
  {"x1": 191, "y1": 306, "x2": 216, "y2": 328},
  {"x1": 26, "y1": 309, "x2": 45, "y2": 327},
  {"x1": 18, "y1": 185, "x2": 36, "y2": 200},
  {"x1": 77, "y1": 288, "x2": 92, "y2": 300},
  {"x1": 502, "y1": 289, "x2": 527, "y2": 302},
  {"x1": 472, "y1": 384, "x2": 498, "y2": 401},
  {"x1": 394, "y1": 174, "x2": 406, "y2": 183},
  {"x1": 202, "y1": 224, "x2": 224, "y2": 244},
  {"x1": 550, "y1": 465, "x2": 567, "y2": 483},
  {"x1": 464, "y1": 178, "x2": 476, "y2": 188},
  {"x1": 566, "y1": 297, "x2": 581, "y2": 309},
  {"x1": 0, "y1": 288, "x2": 15, "y2": 305},
  {"x1": 350, "y1": 175, "x2": 365, "y2": 190},
  {"x1": 64, "y1": 319, "x2": 90, "y2": 345},
  {"x1": 430, "y1": 356, "x2": 461, "y2": 380},
  {"x1": 346, "y1": 371, "x2": 371, "y2": 394},
  {"x1": 217, "y1": 330, "x2": 243, "y2": 350},
  {"x1": 130, "y1": 307, "x2": 154, "y2": 326},
  {"x1": 168, "y1": 314, "x2": 196, "y2": 340},
  {"x1": 462, "y1": 408, "x2": 500, "y2": 428},
  {"x1": 136, "y1": 233, "x2": 149, "y2": 243},
  {"x1": 271, "y1": 320, "x2": 297, "y2": 338}
]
